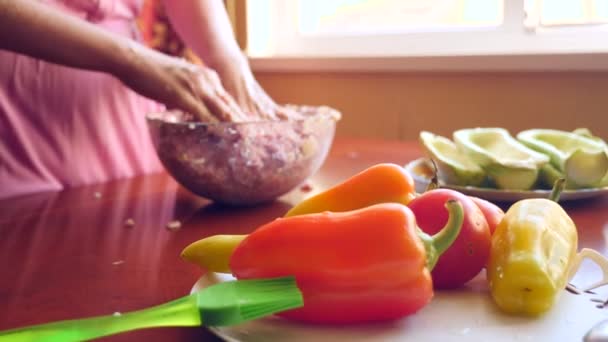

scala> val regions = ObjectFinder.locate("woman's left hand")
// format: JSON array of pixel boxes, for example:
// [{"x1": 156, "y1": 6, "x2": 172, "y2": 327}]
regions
[
  {"x1": 211, "y1": 51, "x2": 302, "y2": 121},
  {"x1": 160, "y1": 0, "x2": 304, "y2": 122}
]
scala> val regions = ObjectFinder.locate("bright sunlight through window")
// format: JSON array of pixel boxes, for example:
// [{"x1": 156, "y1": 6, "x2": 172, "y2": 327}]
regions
[
  {"x1": 298, "y1": 0, "x2": 503, "y2": 35},
  {"x1": 247, "y1": 0, "x2": 608, "y2": 65}
]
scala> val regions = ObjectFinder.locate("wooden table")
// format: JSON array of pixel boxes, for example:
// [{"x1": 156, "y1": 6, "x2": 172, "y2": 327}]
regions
[{"x1": 1, "y1": 138, "x2": 607, "y2": 341}]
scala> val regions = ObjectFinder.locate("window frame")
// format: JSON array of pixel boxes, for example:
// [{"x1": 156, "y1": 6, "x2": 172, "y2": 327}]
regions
[{"x1": 244, "y1": 0, "x2": 608, "y2": 71}]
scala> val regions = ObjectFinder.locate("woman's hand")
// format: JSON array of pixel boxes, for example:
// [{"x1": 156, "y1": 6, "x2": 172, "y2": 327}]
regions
[
  {"x1": 116, "y1": 43, "x2": 249, "y2": 123},
  {"x1": 160, "y1": 0, "x2": 303, "y2": 122},
  {"x1": 210, "y1": 51, "x2": 300, "y2": 121}
]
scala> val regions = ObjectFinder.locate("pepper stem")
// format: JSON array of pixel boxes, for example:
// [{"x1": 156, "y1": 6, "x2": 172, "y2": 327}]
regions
[
  {"x1": 425, "y1": 159, "x2": 440, "y2": 192},
  {"x1": 416, "y1": 199, "x2": 464, "y2": 271},
  {"x1": 549, "y1": 178, "x2": 566, "y2": 202}
]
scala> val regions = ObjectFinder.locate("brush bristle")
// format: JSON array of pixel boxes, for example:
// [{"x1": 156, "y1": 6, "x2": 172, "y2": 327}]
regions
[
  {"x1": 235, "y1": 276, "x2": 301, "y2": 295},
  {"x1": 237, "y1": 276, "x2": 303, "y2": 319},
  {"x1": 239, "y1": 297, "x2": 303, "y2": 320},
  {"x1": 199, "y1": 276, "x2": 303, "y2": 326}
]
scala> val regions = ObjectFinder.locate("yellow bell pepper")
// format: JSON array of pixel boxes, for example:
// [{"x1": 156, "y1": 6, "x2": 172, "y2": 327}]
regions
[
  {"x1": 285, "y1": 163, "x2": 417, "y2": 217},
  {"x1": 487, "y1": 179, "x2": 578, "y2": 315}
]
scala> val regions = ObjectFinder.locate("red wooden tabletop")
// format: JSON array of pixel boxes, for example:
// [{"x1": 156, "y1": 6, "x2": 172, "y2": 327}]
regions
[{"x1": 1, "y1": 138, "x2": 607, "y2": 341}]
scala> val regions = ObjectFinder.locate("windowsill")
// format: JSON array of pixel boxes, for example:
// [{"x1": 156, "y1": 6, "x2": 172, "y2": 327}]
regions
[{"x1": 248, "y1": 53, "x2": 608, "y2": 73}]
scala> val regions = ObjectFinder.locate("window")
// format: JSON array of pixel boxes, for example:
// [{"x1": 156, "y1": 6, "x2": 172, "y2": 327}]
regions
[
  {"x1": 246, "y1": 0, "x2": 608, "y2": 70},
  {"x1": 297, "y1": 0, "x2": 503, "y2": 35},
  {"x1": 525, "y1": 0, "x2": 608, "y2": 27}
]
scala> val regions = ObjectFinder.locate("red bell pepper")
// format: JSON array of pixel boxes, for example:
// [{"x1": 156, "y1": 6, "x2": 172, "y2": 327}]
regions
[
  {"x1": 408, "y1": 189, "x2": 492, "y2": 289},
  {"x1": 469, "y1": 196, "x2": 504, "y2": 235},
  {"x1": 230, "y1": 200, "x2": 464, "y2": 324},
  {"x1": 425, "y1": 168, "x2": 504, "y2": 236}
]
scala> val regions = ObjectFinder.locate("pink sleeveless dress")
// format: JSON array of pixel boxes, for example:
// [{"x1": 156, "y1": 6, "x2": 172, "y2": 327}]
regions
[{"x1": 0, "y1": 0, "x2": 164, "y2": 199}]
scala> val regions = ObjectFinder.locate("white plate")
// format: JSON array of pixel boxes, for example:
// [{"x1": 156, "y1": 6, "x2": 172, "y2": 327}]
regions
[
  {"x1": 404, "y1": 158, "x2": 608, "y2": 202},
  {"x1": 192, "y1": 272, "x2": 608, "y2": 342}
]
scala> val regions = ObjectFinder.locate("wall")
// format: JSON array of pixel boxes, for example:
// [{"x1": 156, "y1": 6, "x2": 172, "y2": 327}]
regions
[{"x1": 256, "y1": 71, "x2": 608, "y2": 141}]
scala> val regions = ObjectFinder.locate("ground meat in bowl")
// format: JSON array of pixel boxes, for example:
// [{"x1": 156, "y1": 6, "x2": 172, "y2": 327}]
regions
[{"x1": 147, "y1": 106, "x2": 340, "y2": 205}]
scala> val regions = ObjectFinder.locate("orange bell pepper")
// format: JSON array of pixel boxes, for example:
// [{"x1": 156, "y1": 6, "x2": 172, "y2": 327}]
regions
[
  {"x1": 181, "y1": 163, "x2": 419, "y2": 275},
  {"x1": 285, "y1": 163, "x2": 417, "y2": 217},
  {"x1": 230, "y1": 200, "x2": 464, "y2": 324}
]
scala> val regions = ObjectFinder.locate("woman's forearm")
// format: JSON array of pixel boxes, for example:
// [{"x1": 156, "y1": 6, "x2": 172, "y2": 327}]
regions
[
  {"x1": 0, "y1": 0, "x2": 136, "y2": 76},
  {"x1": 161, "y1": 0, "x2": 243, "y2": 69},
  {"x1": 0, "y1": 0, "x2": 251, "y2": 122}
]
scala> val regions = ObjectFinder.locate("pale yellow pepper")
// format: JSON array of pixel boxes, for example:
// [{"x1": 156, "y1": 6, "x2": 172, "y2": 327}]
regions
[
  {"x1": 181, "y1": 235, "x2": 247, "y2": 273},
  {"x1": 487, "y1": 180, "x2": 578, "y2": 315}
]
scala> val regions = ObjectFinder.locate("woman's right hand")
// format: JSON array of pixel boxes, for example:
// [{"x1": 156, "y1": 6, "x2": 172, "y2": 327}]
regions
[{"x1": 115, "y1": 42, "x2": 248, "y2": 123}]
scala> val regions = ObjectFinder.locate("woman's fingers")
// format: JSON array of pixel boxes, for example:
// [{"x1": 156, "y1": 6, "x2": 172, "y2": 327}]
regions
[
  {"x1": 176, "y1": 92, "x2": 218, "y2": 123},
  {"x1": 249, "y1": 82, "x2": 294, "y2": 121},
  {"x1": 160, "y1": 66, "x2": 216, "y2": 122},
  {"x1": 209, "y1": 53, "x2": 282, "y2": 121},
  {"x1": 274, "y1": 105, "x2": 302, "y2": 121},
  {"x1": 194, "y1": 67, "x2": 251, "y2": 122},
  {"x1": 163, "y1": 63, "x2": 243, "y2": 123}
]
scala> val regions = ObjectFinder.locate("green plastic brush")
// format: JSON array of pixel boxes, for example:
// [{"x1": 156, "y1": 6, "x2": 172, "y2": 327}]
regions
[{"x1": 0, "y1": 276, "x2": 303, "y2": 342}]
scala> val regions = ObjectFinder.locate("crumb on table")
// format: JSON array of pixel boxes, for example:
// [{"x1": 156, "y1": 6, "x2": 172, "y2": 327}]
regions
[{"x1": 166, "y1": 220, "x2": 182, "y2": 231}]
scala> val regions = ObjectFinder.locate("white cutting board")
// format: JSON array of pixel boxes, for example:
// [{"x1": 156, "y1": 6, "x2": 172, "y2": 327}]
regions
[{"x1": 192, "y1": 272, "x2": 608, "y2": 342}]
